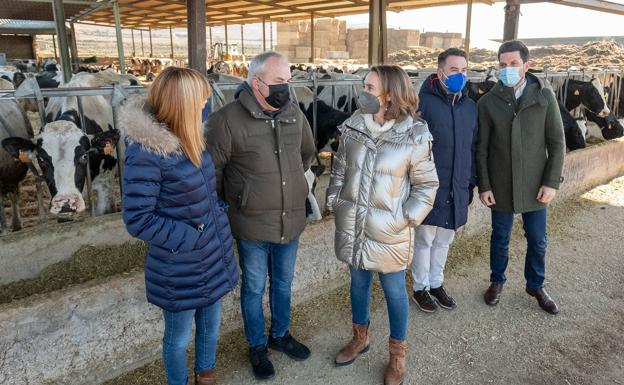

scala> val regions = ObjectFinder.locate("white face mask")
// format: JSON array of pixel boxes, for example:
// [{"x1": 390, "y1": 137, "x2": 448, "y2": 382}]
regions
[{"x1": 498, "y1": 66, "x2": 523, "y2": 88}]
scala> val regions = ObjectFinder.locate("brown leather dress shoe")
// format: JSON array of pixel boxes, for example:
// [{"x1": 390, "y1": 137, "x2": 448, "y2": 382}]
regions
[
  {"x1": 484, "y1": 282, "x2": 503, "y2": 306},
  {"x1": 195, "y1": 368, "x2": 216, "y2": 385},
  {"x1": 526, "y1": 287, "x2": 559, "y2": 315}
]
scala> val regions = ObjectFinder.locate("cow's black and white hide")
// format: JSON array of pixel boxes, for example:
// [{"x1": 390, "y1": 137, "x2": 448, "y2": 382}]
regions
[
  {"x1": 304, "y1": 165, "x2": 325, "y2": 221},
  {"x1": 299, "y1": 99, "x2": 349, "y2": 153},
  {"x1": 0, "y1": 96, "x2": 34, "y2": 233},
  {"x1": 563, "y1": 78, "x2": 611, "y2": 118},
  {"x1": 558, "y1": 102, "x2": 586, "y2": 150}
]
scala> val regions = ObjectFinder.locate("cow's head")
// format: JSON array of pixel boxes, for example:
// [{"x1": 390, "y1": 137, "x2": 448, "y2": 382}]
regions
[
  {"x1": 1, "y1": 121, "x2": 119, "y2": 214},
  {"x1": 567, "y1": 78, "x2": 610, "y2": 118},
  {"x1": 466, "y1": 78, "x2": 496, "y2": 102}
]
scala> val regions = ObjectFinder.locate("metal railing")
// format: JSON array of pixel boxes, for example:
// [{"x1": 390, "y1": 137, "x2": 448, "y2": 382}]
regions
[{"x1": 1, "y1": 68, "x2": 623, "y2": 233}]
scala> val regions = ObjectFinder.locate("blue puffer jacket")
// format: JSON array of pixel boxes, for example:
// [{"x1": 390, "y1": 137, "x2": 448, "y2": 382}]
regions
[
  {"x1": 419, "y1": 74, "x2": 478, "y2": 230},
  {"x1": 119, "y1": 95, "x2": 238, "y2": 312}
]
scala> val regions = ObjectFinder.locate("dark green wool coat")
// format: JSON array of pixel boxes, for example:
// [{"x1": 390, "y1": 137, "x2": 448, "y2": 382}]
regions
[{"x1": 476, "y1": 73, "x2": 566, "y2": 213}]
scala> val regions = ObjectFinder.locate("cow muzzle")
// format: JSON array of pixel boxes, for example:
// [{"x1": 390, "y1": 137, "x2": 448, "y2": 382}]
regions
[
  {"x1": 598, "y1": 107, "x2": 610, "y2": 118},
  {"x1": 50, "y1": 194, "x2": 86, "y2": 214}
]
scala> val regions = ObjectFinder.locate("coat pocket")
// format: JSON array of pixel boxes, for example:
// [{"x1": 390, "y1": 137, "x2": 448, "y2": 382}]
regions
[{"x1": 237, "y1": 181, "x2": 250, "y2": 210}]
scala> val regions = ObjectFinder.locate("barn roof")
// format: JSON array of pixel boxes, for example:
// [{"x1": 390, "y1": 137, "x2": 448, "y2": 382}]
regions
[{"x1": 0, "y1": 0, "x2": 622, "y2": 30}]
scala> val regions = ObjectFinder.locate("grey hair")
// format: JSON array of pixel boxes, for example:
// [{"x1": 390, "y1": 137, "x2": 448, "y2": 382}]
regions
[{"x1": 247, "y1": 51, "x2": 287, "y2": 83}]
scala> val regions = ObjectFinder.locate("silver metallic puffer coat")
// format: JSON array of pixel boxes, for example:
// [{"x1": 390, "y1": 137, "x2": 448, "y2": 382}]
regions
[{"x1": 327, "y1": 111, "x2": 439, "y2": 273}]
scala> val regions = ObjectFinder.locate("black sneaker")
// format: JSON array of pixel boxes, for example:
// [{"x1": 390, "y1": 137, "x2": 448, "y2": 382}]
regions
[
  {"x1": 249, "y1": 344, "x2": 275, "y2": 380},
  {"x1": 430, "y1": 286, "x2": 457, "y2": 310},
  {"x1": 412, "y1": 289, "x2": 438, "y2": 313},
  {"x1": 268, "y1": 331, "x2": 311, "y2": 361}
]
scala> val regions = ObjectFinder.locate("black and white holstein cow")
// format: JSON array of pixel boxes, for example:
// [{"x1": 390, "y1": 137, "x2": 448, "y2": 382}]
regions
[
  {"x1": 562, "y1": 78, "x2": 623, "y2": 140},
  {"x1": 0, "y1": 79, "x2": 34, "y2": 233},
  {"x1": 2, "y1": 70, "x2": 139, "y2": 218},
  {"x1": 466, "y1": 76, "x2": 586, "y2": 150}
]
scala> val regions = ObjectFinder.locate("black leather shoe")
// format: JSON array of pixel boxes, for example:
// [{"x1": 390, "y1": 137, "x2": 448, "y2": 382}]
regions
[
  {"x1": 430, "y1": 286, "x2": 457, "y2": 310},
  {"x1": 268, "y1": 331, "x2": 311, "y2": 361},
  {"x1": 526, "y1": 287, "x2": 560, "y2": 315},
  {"x1": 249, "y1": 345, "x2": 275, "y2": 380},
  {"x1": 484, "y1": 282, "x2": 503, "y2": 306}
]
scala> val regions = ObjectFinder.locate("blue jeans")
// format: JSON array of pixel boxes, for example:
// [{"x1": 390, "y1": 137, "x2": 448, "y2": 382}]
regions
[
  {"x1": 162, "y1": 300, "x2": 222, "y2": 385},
  {"x1": 349, "y1": 266, "x2": 409, "y2": 341},
  {"x1": 237, "y1": 237, "x2": 299, "y2": 347},
  {"x1": 490, "y1": 209, "x2": 547, "y2": 289}
]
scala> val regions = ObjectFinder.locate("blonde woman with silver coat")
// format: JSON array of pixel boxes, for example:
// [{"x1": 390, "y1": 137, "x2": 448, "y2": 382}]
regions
[{"x1": 327, "y1": 65, "x2": 439, "y2": 385}]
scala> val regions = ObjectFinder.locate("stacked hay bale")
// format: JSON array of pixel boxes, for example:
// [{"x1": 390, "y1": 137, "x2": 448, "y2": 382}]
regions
[
  {"x1": 347, "y1": 28, "x2": 421, "y2": 61},
  {"x1": 419, "y1": 32, "x2": 464, "y2": 49},
  {"x1": 276, "y1": 19, "x2": 349, "y2": 62}
]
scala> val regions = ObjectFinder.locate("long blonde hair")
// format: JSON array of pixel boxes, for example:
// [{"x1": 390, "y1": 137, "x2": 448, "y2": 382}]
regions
[{"x1": 148, "y1": 67, "x2": 211, "y2": 167}]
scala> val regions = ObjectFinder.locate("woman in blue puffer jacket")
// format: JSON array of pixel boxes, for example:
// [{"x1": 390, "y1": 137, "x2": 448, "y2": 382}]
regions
[{"x1": 120, "y1": 67, "x2": 239, "y2": 385}]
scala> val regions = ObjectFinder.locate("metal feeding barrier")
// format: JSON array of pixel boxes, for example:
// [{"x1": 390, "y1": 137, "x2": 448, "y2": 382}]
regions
[{"x1": 0, "y1": 68, "x2": 623, "y2": 233}]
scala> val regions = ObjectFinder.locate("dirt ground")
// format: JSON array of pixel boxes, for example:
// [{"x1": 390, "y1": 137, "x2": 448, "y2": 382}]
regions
[{"x1": 102, "y1": 177, "x2": 624, "y2": 385}]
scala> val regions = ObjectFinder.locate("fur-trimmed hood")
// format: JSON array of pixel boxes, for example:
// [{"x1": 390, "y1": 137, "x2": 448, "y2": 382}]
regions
[{"x1": 118, "y1": 94, "x2": 180, "y2": 156}]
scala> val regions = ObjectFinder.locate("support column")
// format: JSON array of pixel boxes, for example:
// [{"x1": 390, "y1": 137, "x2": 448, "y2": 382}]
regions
[
  {"x1": 270, "y1": 21, "x2": 273, "y2": 51},
  {"x1": 240, "y1": 24, "x2": 245, "y2": 56},
  {"x1": 209, "y1": 27, "x2": 213, "y2": 59},
  {"x1": 140, "y1": 30, "x2": 144, "y2": 56},
  {"x1": 225, "y1": 21, "x2": 229, "y2": 58},
  {"x1": 169, "y1": 26, "x2": 174, "y2": 58},
  {"x1": 52, "y1": 0, "x2": 72, "y2": 82},
  {"x1": 52, "y1": 34, "x2": 58, "y2": 61},
  {"x1": 113, "y1": 0, "x2": 126, "y2": 73},
  {"x1": 131, "y1": 29, "x2": 136, "y2": 57},
  {"x1": 310, "y1": 13, "x2": 315, "y2": 63},
  {"x1": 148, "y1": 26, "x2": 153, "y2": 57},
  {"x1": 69, "y1": 22, "x2": 79, "y2": 70},
  {"x1": 503, "y1": 0, "x2": 521, "y2": 41},
  {"x1": 465, "y1": 0, "x2": 473, "y2": 60},
  {"x1": 187, "y1": 0, "x2": 207, "y2": 74},
  {"x1": 262, "y1": 19, "x2": 266, "y2": 51},
  {"x1": 368, "y1": 0, "x2": 387, "y2": 66}
]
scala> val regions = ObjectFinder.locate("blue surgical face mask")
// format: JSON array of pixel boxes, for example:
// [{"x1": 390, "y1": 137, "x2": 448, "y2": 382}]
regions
[
  {"x1": 442, "y1": 72, "x2": 467, "y2": 94},
  {"x1": 498, "y1": 67, "x2": 523, "y2": 87}
]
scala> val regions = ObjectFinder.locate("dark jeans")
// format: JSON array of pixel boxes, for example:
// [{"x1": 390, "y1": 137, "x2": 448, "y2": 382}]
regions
[
  {"x1": 237, "y1": 237, "x2": 299, "y2": 347},
  {"x1": 349, "y1": 266, "x2": 409, "y2": 341},
  {"x1": 162, "y1": 300, "x2": 221, "y2": 385},
  {"x1": 490, "y1": 208, "x2": 547, "y2": 289}
]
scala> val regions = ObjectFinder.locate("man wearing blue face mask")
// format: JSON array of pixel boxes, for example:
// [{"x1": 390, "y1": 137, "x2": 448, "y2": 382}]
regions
[
  {"x1": 477, "y1": 40, "x2": 565, "y2": 315},
  {"x1": 410, "y1": 48, "x2": 478, "y2": 313}
]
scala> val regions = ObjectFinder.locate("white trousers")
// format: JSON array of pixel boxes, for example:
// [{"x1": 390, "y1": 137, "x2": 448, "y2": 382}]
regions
[{"x1": 411, "y1": 225, "x2": 456, "y2": 291}]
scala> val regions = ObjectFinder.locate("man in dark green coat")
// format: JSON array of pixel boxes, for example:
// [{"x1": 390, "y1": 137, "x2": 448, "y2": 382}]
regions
[{"x1": 477, "y1": 40, "x2": 565, "y2": 315}]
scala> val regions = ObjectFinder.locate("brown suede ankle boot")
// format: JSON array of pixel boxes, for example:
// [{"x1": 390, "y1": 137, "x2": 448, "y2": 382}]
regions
[
  {"x1": 195, "y1": 368, "x2": 216, "y2": 385},
  {"x1": 384, "y1": 338, "x2": 407, "y2": 385},
  {"x1": 334, "y1": 323, "x2": 370, "y2": 366}
]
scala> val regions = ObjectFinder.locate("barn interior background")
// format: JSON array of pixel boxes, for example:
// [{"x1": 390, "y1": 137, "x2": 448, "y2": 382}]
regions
[{"x1": 1, "y1": 0, "x2": 624, "y2": 384}]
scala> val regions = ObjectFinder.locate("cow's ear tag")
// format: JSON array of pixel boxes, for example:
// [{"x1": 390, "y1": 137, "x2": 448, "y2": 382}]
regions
[
  {"x1": 574, "y1": 90, "x2": 580, "y2": 96},
  {"x1": 103, "y1": 142, "x2": 114, "y2": 156},
  {"x1": 18, "y1": 149, "x2": 30, "y2": 163}
]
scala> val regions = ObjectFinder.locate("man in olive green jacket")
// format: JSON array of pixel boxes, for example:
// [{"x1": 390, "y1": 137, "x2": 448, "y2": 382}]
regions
[
  {"x1": 477, "y1": 40, "x2": 565, "y2": 315},
  {"x1": 205, "y1": 52, "x2": 316, "y2": 380}
]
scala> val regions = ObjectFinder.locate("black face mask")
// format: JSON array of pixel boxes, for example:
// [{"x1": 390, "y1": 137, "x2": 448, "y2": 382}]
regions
[{"x1": 259, "y1": 79, "x2": 291, "y2": 109}]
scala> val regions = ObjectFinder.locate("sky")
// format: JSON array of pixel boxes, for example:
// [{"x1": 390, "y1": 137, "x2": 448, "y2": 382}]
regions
[{"x1": 339, "y1": 1, "x2": 624, "y2": 50}]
